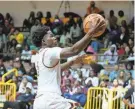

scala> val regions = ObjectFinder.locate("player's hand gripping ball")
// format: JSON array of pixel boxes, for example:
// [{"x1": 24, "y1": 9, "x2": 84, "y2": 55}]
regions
[{"x1": 83, "y1": 14, "x2": 106, "y2": 37}]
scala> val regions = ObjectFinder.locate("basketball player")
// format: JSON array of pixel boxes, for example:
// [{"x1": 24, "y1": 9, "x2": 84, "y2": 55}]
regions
[{"x1": 32, "y1": 19, "x2": 105, "y2": 109}]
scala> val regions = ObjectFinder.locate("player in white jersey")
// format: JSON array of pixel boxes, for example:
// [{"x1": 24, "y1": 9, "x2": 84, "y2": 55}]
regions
[{"x1": 32, "y1": 21, "x2": 105, "y2": 109}]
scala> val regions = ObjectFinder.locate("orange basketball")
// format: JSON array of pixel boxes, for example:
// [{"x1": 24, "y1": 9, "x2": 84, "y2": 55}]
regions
[{"x1": 83, "y1": 14, "x2": 106, "y2": 37}]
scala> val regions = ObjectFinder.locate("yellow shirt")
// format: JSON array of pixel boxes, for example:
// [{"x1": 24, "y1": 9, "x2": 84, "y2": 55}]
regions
[{"x1": 16, "y1": 33, "x2": 24, "y2": 44}]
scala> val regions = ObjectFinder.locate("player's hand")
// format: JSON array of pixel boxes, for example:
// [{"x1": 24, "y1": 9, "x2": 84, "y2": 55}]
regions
[{"x1": 87, "y1": 18, "x2": 106, "y2": 36}]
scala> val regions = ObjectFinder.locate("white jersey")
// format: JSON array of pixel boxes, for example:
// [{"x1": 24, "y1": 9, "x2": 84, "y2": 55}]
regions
[{"x1": 31, "y1": 47, "x2": 62, "y2": 95}]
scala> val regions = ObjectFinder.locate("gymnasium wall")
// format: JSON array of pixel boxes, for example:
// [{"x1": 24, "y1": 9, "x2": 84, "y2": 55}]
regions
[{"x1": 0, "y1": 1, "x2": 134, "y2": 26}]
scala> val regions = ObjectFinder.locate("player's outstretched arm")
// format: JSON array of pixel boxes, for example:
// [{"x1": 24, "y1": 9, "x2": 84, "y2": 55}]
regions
[
  {"x1": 61, "y1": 55, "x2": 83, "y2": 71},
  {"x1": 60, "y1": 20, "x2": 105, "y2": 59}
]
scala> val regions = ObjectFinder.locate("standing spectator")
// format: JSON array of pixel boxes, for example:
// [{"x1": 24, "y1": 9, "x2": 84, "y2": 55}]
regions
[
  {"x1": 70, "y1": 23, "x2": 81, "y2": 44},
  {"x1": 5, "y1": 13, "x2": 13, "y2": 25},
  {"x1": 120, "y1": 20, "x2": 129, "y2": 43},
  {"x1": 117, "y1": 10, "x2": 127, "y2": 26},
  {"x1": 123, "y1": 79, "x2": 135, "y2": 109},
  {"x1": 0, "y1": 56, "x2": 7, "y2": 79},
  {"x1": 108, "y1": 10, "x2": 118, "y2": 28},
  {"x1": 14, "y1": 29, "x2": 24, "y2": 45},
  {"x1": 86, "y1": 1, "x2": 101, "y2": 15},
  {"x1": 109, "y1": 65, "x2": 119, "y2": 82}
]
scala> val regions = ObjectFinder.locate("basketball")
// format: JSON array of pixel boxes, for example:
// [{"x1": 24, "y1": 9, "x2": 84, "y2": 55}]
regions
[{"x1": 83, "y1": 14, "x2": 106, "y2": 37}]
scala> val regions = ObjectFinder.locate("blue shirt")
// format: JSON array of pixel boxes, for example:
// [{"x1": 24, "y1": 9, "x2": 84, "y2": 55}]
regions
[{"x1": 109, "y1": 71, "x2": 118, "y2": 81}]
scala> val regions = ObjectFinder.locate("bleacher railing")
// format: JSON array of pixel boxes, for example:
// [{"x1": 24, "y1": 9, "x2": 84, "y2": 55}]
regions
[
  {"x1": 86, "y1": 87, "x2": 129, "y2": 109},
  {"x1": 0, "y1": 82, "x2": 16, "y2": 107}
]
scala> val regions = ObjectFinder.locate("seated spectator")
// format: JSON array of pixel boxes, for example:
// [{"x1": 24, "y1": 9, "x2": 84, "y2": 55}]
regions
[
  {"x1": 86, "y1": 70, "x2": 99, "y2": 87},
  {"x1": 124, "y1": 71, "x2": 133, "y2": 89},
  {"x1": 7, "y1": 39, "x2": 18, "y2": 59},
  {"x1": 62, "y1": 69, "x2": 74, "y2": 86},
  {"x1": 123, "y1": 79, "x2": 135, "y2": 109},
  {"x1": 70, "y1": 23, "x2": 81, "y2": 44},
  {"x1": 0, "y1": 26, "x2": 6, "y2": 52},
  {"x1": 109, "y1": 65, "x2": 119, "y2": 82},
  {"x1": 64, "y1": 80, "x2": 86, "y2": 106},
  {"x1": 111, "y1": 79, "x2": 122, "y2": 89},
  {"x1": 62, "y1": 79, "x2": 72, "y2": 94},
  {"x1": 86, "y1": 1, "x2": 101, "y2": 15},
  {"x1": 5, "y1": 13, "x2": 13, "y2": 25},
  {"x1": 0, "y1": 56, "x2": 7, "y2": 79},
  {"x1": 128, "y1": 38, "x2": 134, "y2": 52},
  {"x1": 120, "y1": 20, "x2": 129, "y2": 43},
  {"x1": 117, "y1": 70, "x2": 126, "y2": 86},
  {"x1": 117, "y1": 10, "x2": 127, "y2": 26},
  {"x1": 18, "y1": 77, "x2": 34, "y2": 94},
  {"x1": 3, "y1": 83, "x2": 34, "y2": 109},
  {"x1": 84, "y1": 79, "x2": 92, "y2": 94},
  {"x1": 14, "y1": 58, "x2": 26, "y2": 76},
  {"x1": 108, "y1": 10, "x2": 118, "y2": 29},
  {"x1": 6, "y1": 58, "x2": 14, "y2": 71},
  {"x1": 46, "y1": 11, "x2": 52, "y2": 19},
  {"x1": 125, "y1": 62, "x2": 134, "y2": 79},
  {"x1": 45, "y1": 18, "x2": 52, "y2": 28},
  {"x1": 117, "y1": 43, "x2": 125, "y2": 56},
  {"x1": 108, "y1": 25, "x2": 121, "y2": 44},
  {"x1": 28, "y1": 64, "x2": 37, "y2": 80},
  {"x1": 36, "y1": 11, "x2": 43, "y2": 22},
  {"x1": 21, "y1": 44, "x2": 32, "y2": 61},
  {"x1": 0, "y1": 13, "x2": 5, "y2": 25},
  {"x1": 99, "y1": 80, "x2": 107, "y2": 88},
  {"x1": 14, "y1": 29, "x2": 24, "y2": 45},
  {"x1": 23, "y1": 11, "x2": 35, "y2": 29},
  {"x1": 52, "y1": 19, "x2": 62, "y2": 35}
]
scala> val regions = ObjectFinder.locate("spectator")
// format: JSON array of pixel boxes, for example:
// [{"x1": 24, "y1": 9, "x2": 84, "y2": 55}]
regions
[
  {"x1": 120, "y1": 20, "x2": 129, "y2": 43},
  {"x1": 84, "y1": 79, "x2": 92, "y2": 94},
  {"x1": 14, "y1": 58, "x2": 26, "y2": 76},
  {"x1": 109, "y1": 65, "x2": 119, "y2": 82},
  {"x1": 117, "y1": 43, "x2": 125, "y2": 56},
  {"x1": 86, "y1": 1, "x2": 101, "y2": 15},
  {"x1": 0, "y1": 57, "x2": 7, "y2": 79},
  {"x1": 0, "y1": 26, "x2": 6, "y2": 52},
  {"x1": 23, "y1": 11, "x2": 35, "y2": 29},
  {"x1": 99, "y1": 80, "x2": 107, "y2": 88},
  {"x1": 128, "y1": 38, "x2": 134, "y2": 52},
  {"x1": 0, "y1": 13, "x2": 4, "y2": 25},
  {"x1": 6, "y1": 59, "x2": 14, "y2": 71},
  {"x1": 14, "y1": 29, "x2": 24, "y2": 45},
  {"x1": 3, "y1": 83, "x2": 34, "y2": 109},
  {"x1": 21, "y1": 44, "x2": 32, "y2": 61},
  {"x1": 18, "y1": 77, "x2": 34, "y2": 94},
  {"x1": 46, "y1": 11, "x2": 52, "y2": 19},
  {"x1": 64, "y1": 80, "x2": 86, "y2": 106},
  {"x1": 123, "y1": 79, "x2": 135, "y2": 109},
  {"x1": 124, "y1": 71, "x2": 133, "y2": 89},
  {"x1": 125, "y1": 62, "x2": 134, "y2": 79},
  {"x1": 103, "y1": 44, "x2": 118, "y2": 65},
  {"x1": 111, "y1": 79, "x2": 121, "y2": 89},
  {"x1": 70, "y1": 23, "x2": 81, "y2": 44},
  {"x1": 36, "y1": 11, "x2": 43, "y2": 22},
  {"x1": 7, "y1": 39, "x2": 18, "y2": 58},
  {"x1": 108, "y1": 10, "x2": 118, "y2": 29},
  {"x1": 62, "y1": 69, "x2": 74, "y2": 86},
  {"x1": 86, "y1": 70, "x2": 99, "y2": 87},
  {"x1": 117, "y1": 10, "x2": 127, "y2": 26},
  {"x1": 62, "y1": 79, "x2": 72, "y2": 94},
  {"x1": 117, "y1": 70, "x2": 126, "y2": 86},
  {"x1": 5, "y1": 13, "x2": 13, "y2": 25}
]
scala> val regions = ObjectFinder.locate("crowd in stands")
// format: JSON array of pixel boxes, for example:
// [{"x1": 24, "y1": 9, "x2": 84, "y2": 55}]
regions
[{"x1": 0, "y1": 1, "x2": 134, "y2": 109}]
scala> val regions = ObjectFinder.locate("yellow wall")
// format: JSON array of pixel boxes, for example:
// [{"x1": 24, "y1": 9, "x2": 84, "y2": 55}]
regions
[{"x1": 0, "y1": 1, "x2": 133, "y2": 26}]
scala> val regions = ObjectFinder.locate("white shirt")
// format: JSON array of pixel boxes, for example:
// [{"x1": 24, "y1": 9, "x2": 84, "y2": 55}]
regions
[
  {"x1": 86, "y1": 77, "x2": 99, "y2": 87},
  {"x1": 32, "y1": 47, "x2": 62, "y2": 95}
]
